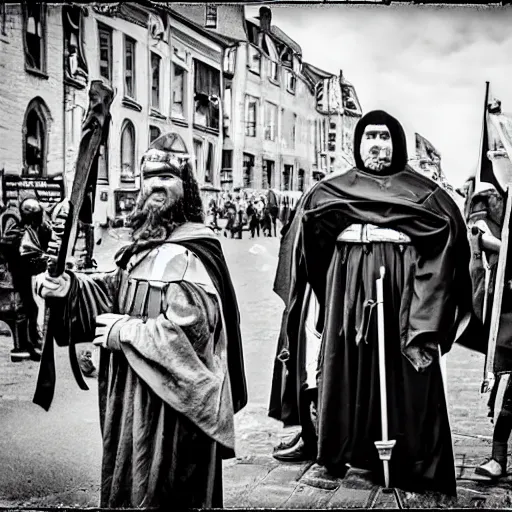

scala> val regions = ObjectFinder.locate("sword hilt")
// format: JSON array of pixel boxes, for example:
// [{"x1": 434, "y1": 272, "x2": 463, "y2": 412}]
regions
[
  {"x1": 481, "y1": 372, "x2": 495, "y2": 394},
  {"x1": 47, "y1": 199, "x2": 73, "y2": 278}
]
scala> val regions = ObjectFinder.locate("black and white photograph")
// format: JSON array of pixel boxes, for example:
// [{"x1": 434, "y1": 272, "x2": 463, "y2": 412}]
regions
[{"x1": 1, "y1": 0, "x2": 512, "y2": 509}]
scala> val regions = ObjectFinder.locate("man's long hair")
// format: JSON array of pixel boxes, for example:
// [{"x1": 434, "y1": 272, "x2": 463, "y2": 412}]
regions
[{"x1": 128, "y1": 161, "x2": 204, "y2": 243}]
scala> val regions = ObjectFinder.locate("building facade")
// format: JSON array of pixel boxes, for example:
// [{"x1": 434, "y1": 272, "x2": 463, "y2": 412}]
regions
[
  {"x1": 61, "y1": 3, "x2": 229, "y2": 225},
  {"x1": 0, "y1": 4, "x2": 65, "y2": 184},
  {"x1": 174, "y1": 4, "x2": 363, "y2": 193}
]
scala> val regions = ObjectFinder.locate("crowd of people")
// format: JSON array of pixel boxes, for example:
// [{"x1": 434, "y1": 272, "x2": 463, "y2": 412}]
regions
[
  {"x1": 0, "y1": 105, "x2": 510, "y2": 509},
  {"x1": 206, "y1": 192, "x2": 279, "y2": 239}
]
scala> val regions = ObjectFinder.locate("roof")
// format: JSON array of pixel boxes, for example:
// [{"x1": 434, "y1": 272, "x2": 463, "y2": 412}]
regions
[
  {"x1": 302, "y1": 62, "x2": 336, "y2": 84},
  {"x1": 246, "y1": 16, "x2": 302, "y2": 55}
]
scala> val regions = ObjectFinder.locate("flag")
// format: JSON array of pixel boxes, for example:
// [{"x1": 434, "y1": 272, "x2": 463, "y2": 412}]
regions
[{"x1": 415, "y1": 133, "x2": 441, "y2": 164}]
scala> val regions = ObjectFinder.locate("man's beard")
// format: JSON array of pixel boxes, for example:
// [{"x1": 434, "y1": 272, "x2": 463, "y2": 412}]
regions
[
  {"x1": 364, "y1": 155, "x2": 392, "y2": 172},
  {"x1": 127, "y1": 187, "x2": 187, "y2": 243}
]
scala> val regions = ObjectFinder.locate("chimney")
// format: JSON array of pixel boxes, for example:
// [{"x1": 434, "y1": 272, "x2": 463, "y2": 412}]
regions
[{"x1": 259, "y1": 7, "x2": 272, "y2": 33}]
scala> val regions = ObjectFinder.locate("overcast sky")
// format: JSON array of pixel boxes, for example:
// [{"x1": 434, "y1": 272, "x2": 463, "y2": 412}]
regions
[{"x1": 246, "y1": 3, "x2": 512, "y2": 187}]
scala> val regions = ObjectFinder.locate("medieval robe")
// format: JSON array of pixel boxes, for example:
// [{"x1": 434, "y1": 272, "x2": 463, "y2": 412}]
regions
[
  {"x1": 271, "y1": 164, "x2": 474, "y2": 496},
  {"x1": 48, "y1": 223, "x2": 247, "y2": 508}
]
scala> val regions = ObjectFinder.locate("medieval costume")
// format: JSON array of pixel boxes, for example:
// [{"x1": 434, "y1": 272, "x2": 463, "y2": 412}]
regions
[
  {"x1": 0, "y1": 203, "x2": 41, "y2": 361},
  {"x1": 270, "y1": 110, "x2": 474, "y2": 495},
  {"x1": 39, "y1": 142, "x2": 247, "y2": 509},
  {"x1": 468, "y1": 183, "x2": 512, "y2": 479}
]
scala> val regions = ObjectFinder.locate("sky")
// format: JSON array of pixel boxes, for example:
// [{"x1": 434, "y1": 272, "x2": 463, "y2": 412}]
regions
[{"x1": 246, "y1": 3, "x2": 512, "y2": 187}]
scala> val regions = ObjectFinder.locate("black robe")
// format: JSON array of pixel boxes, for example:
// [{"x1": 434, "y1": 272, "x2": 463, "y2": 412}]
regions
[{"x1": 270, "y1": 165, "x2": 475, "y2": 495}]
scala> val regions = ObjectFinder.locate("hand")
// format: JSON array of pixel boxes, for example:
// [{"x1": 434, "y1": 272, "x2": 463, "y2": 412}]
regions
[
  {"x1": 35, "y1": 272, "x2": 71, "y2": 299},
  {"x1": 93, "y1": 313, "x2": 126, "y2": 349}
]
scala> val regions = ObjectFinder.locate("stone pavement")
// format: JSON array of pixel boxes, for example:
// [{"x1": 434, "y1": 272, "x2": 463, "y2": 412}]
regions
[{"x1": 1, "y1": 227, "x2": 512, "y2": 508}]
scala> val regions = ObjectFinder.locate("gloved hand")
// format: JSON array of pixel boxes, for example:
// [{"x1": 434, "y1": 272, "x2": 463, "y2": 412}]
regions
[{"x1": 35, "y1": 272, "x2": 71, "y2": 299}]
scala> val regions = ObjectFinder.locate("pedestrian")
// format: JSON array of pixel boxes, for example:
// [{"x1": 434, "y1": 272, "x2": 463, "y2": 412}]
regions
[
  {"x1": 0, "y1": 200, "x2": 41, "y2": 362},
  {"x1": 467, "y1": 182, "x2": 512, "y2": 479},
  {"x1": 270, "y1": 203, "x2": 279, "y2": 237},
  {"x1": 269, "y1": 110, "x2": 475, "y2": 495},
  {"x1": 247, "y1": 201, "x2": 260, "y2": 238},
  {"x1": 35, "y1": 142, "x2": 247, "y2": 509},
  {"x1": 261, "y1": 207, "x2": 272, "y2": 237},
  {"x1": 19, "y1": 197, "x2": 52, "y2": 354}
]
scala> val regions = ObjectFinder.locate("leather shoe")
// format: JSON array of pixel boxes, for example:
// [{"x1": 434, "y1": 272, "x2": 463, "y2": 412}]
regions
[
  {"x1": 475, "y1": 458, "x2": 506, "y2": 479},
  {"x1": 272, "y1": 438, "x2": 316, "y2": 463},
  {"x1": 273, "y1": 431, "x2": 302, "y2": 453}
]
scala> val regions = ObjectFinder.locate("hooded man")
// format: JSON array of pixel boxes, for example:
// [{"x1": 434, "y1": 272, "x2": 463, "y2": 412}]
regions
[
  {"x1": 35, "y1": 138, "x2": 247, "y2": 509},
  {"x1": 269, "y1": 110, "x2": 474, "y2": 495}
]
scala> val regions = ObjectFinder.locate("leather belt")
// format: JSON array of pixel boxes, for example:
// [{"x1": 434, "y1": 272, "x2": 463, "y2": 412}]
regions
[{"x1": 338, "y1": 223, "x2": 411, "y2": 244}]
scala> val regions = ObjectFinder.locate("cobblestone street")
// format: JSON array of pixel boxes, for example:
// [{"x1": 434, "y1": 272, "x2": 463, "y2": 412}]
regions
[{"x1": 0, "y1": 227, "x2": 511, "y2": 508}]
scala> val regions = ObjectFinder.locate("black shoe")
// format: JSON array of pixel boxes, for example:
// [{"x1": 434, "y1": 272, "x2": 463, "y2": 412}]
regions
[
  {"x1": 273, "y1": 438, "x2": 316, "y2": 462},
  {"x1": 10, "y1": 349, "x2": 31, "y2": 362},
  {"x1": 273, "y1": 431, "x2": 302, "y2": 453}
]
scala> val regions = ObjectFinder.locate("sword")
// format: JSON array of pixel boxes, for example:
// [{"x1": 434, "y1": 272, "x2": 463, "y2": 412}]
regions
[
  {"x1": 33, "y1": 80, "x2": 114, "y2": 411},
  {"x1": 373, "y1": 266, "x2": 396, "y2": 489}
]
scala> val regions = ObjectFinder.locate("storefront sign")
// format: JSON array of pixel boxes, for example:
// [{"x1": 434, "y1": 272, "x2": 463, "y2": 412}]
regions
[{"x1": 2, "y1": 173, "x2": 65, "y2": 207}]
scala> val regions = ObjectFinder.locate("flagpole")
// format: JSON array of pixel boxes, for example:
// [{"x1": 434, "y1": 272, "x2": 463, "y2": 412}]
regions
[{"x1": 476, "y1": 81, "x2": 490, "y2": 190}]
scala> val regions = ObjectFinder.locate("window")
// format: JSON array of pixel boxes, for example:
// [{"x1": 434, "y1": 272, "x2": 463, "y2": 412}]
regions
[
  {"x1": 224, "y1": 47, "x2": 236, "y2": 75},
  {"x1": 247, "y1": 45, "x2": 261, "y2": 75},
  {"x1": 23, "y1": 98, "x2": 51, "y2": 177},
  {"x1": 205, "y1": 4, "x2": 217, "y2": 29},
  {"x1": 243, "y1": 153, "x2": 254, "y2": 188},
  {"x1": 264, "y1": 101, "x2": 277, "y2": 141},
  {"x1": 245, "y1": 96, "x2": 258, "y2": 137},
  {"x1": 330, "y1": 122, "x2": 337, "y2": 130},
  {"x1": 283, "y1": 165, "x2": 293, "y2": 191},
  {"x1": 330, "y1": 157, "x2": 335, "y2": 173},
  {"x1": 221, "y1": 149, "x2": 233, "y2": 186},
  {"x1": 149, "y1": 125, "x2": 161, "y2": 144},
  {"x1": 285, "y1": 69, "x2": 296, "y2": 94},
  {"x1": 151, "y1": 52, "x2": 161, "y2": 110},
  {"x1": 328, "y1": 132, "x2": 336, "y2": 152},
  {"x1": 120, "y1": 120, "x2": 136, "y2": 182},
  {"x1": 124, "y1": 36, "x2": 136, "y2": 99},
  {"x1": 98, "y1": 24, "x2": 112, "y2": 82},
  {"x1": 223, "y1": 83, "x2": 232, "y2": 137},
  {"x1": 298, "y1": 169, "x2": 305, "y2": 192},
  {"x1": 268, "y1": 59, "x2": 279, "y2": 82},
  {"x1": 98, "y1": 137, "x2": 109, "y2": 184},
  {"x1": 23, "y1": 3, "x2": 46, "y2": 73},
  {"x1": 263, "y1": 159, "x2": 274, "y2": 189},
  {"x1": 171, "y1": 63, "x2": 186, "y2": 119},
  {"x1": 205, "y1": 142, "x2": 214, "y2": 183},
  {"x1": 194, "y1": 59, "x2": 220, "y2": 130},
  {"x1": 291, "y1": 113, "x2": 297, "y2": 149},
  {"x1": 62, "y1": 5, "x2": 88, "y2": 83},
  {"x1": 194, "y1": 139, "x2": 203, "y2": 177}
]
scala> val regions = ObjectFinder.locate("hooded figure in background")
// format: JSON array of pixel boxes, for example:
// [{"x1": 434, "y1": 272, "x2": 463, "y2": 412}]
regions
[{"x1": 269, "y1": 110, "x2": 475, "y2": 496}]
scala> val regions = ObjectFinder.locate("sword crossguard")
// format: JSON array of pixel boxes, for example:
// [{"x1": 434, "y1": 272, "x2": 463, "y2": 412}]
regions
[{"x1": 481, "y1": 373, "x2": 495, "y2": 394}]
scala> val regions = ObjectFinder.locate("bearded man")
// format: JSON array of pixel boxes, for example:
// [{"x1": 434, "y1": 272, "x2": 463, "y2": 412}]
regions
[
  {"x1": 35, "y1": 142, "x2": 247, "y2": 508},
  {"x1": 269, "y1": 110, "x2": 474, "y2": 495}
]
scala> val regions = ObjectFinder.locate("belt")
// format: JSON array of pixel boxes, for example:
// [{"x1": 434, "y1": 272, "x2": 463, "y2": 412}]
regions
[{"x1": 338, "y1": 223, "x2": 412, "y2": 244}]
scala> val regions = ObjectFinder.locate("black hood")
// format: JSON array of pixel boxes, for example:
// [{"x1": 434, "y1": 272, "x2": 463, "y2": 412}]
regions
[{"x1": 354, "y1": 110, "x2": 408, "y2": 175}]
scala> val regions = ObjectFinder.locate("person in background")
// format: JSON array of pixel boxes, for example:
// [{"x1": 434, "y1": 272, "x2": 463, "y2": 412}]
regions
[
  {"x1": 19, "y1": 197, "x2": 52, "y2": 354},
  {"x1": 0, "y1": 200, "x2": 41, "y2": 362}
]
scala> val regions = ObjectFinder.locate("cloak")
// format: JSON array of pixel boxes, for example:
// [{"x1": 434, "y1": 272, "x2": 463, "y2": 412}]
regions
[{"x1": 269, "y1": 110, "x2": 475, "y2": 495}]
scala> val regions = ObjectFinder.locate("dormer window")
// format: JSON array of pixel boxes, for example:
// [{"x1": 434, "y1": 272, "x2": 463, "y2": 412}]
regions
[{"x1": 205, "y1": 4, "x2": 217, "y2": 29}]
